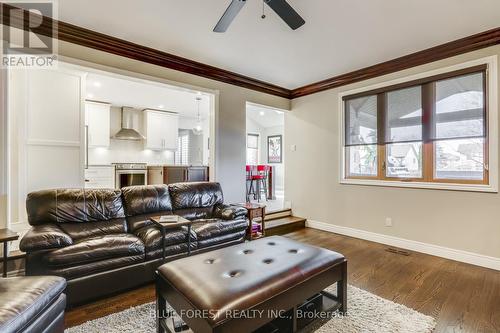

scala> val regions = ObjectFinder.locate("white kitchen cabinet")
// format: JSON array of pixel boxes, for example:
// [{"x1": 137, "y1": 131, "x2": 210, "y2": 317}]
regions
[
  {"x1": 85, "y1": 101, "x2": 111, "y2": 147},
  {"x1": 22, "y1": 68, "x2": 86, "y2": 192},
  {"x1": 7, "y1": 66, "x2": 86, "y2": 235},
  {"x1": 143, "y1": 110, "x2": 178, "y2": 150},
  {"x1": 85, "y1": 166, "x2": 115, "y2": 189}
]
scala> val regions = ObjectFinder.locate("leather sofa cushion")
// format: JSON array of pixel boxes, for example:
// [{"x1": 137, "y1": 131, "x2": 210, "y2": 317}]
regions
[
  {"x1": 157, "y1": 236, "x2": 345, "y2": 326},
  {"x1": 26, "y1": 189, "x2": 124, "y2": 225},
  {"x1": 192, "y1": 218, "x2": 248, "y2": 241},
  {"x1": 173, "y1": 207, "x2": 214, "y2": 220},
  {"x1": 126, "y1": 211, "x2": 172, "y2": 233},
  {"x1": 145, "y1": 242, "x2": 196, "y2": 260},
  {"x1": 134, "y1": 225, "x2": 196, "y2": 252},
  {"x1": 213, "y1": 204, "x2": 247, "y2": 220},
  {"x1": 0, "y1": 276, "x2": 66, "y2": 333},
  {"x1": 169, "y1": 182, "x2": 223, "y2": 210},
  {"x1": 19, "y1": 224, "x2": 73, "y2": 252},
  {"x1": 43, "y1": 234, "x2": 144, "y2": 266},
  {"x1": 121, "y1": 185, "x2": 172, "y2": 217},
  {"x1": 43, "y1": 255, "x2": 145, "y2": 280},
  {"x1": 59, "y1": 218, "x2": 128, "y2": 241}
]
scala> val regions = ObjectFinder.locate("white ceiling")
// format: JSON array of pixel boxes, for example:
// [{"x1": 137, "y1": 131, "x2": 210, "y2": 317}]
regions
[
  {"x1": 86, "y1": 72, "x2": 210, "y2": 119},
  {"x1": 58, "y1": 0, "x2": 500, "y2": 89},
  {"x1": 247, "y1": 103, "x2": 284, "y2": 128}
]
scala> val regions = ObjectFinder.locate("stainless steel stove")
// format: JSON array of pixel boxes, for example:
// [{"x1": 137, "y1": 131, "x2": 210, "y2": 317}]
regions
[{"x1": 113, "y1": 163, "x2": 148, "y2": 188}]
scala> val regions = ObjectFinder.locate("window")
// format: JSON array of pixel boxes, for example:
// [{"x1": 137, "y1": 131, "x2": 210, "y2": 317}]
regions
[
  {"x1": 343, "y1": 65, "x2": 489, "y2": 188},
  {"x1": 247, "y1": 133, "x2": 259, "y2": 165},
  {"x1": 176, "y1": 132, "x2": 189, "y2": 165}
]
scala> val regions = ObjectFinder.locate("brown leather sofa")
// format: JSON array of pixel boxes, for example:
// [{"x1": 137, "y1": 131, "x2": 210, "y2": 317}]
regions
[{"x1": 19, "y1": 182, "x2": 248, "y2": 307}]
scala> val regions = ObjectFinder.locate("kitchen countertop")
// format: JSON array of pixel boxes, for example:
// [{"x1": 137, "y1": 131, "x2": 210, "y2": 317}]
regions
[
  {"x1": 147, "y1": 164, "x2": 208, "y2": 167},
  {"x1": 87, "y1": 164, "x2": 208, "y2": 168}
]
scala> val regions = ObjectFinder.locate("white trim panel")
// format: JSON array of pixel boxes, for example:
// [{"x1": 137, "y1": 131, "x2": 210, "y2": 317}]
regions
[
  {"x1": 338, "y1": 55, "x2": 499, "y2": 193},
  {"x1": 306, "y1": 220, "x2": 500, "y2": 271}
]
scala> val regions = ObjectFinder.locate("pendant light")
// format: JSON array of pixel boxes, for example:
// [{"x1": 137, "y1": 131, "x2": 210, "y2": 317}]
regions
[{"x1": 192, "y1": 96, "x2": 203, "y2": 136}]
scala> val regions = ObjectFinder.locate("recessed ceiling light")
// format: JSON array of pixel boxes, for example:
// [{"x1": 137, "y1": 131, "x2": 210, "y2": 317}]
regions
[
  {"x1": 93, "y1": 82, "x2": 101, "y2": 87},
  {"x1": 259, "y1": 111, "x2": 265, "y2": 116},
  {"x1": 87, "y1": 93, "x2": 94, "y2": 99},
  {"x1": 158, "y1": 105, "x2": 164, "y2": 109}
]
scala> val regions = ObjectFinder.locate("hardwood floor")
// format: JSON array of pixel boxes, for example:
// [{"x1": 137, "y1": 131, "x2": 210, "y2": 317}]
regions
[{"x1": 65, "y1": 228, "x2": 500, "y2": 332}]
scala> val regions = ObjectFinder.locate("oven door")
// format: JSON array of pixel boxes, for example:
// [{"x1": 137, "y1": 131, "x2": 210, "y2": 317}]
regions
[{"x1": 116, "y1": 170, "x2": 147, "y2": 189}]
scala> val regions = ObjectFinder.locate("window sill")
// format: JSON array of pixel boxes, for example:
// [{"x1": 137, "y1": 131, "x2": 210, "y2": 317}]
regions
[{"x1": 340, "y1": 178, "x2": 497, "y2": 193}]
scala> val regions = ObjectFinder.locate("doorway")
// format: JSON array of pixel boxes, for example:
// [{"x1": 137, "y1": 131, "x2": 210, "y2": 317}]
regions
[
  {"x1": 246, "y1": 102, "x2": 285, "y2": 213},
  {"x1": 5, "y1": 60, "x2": 217, "y2": 250}
]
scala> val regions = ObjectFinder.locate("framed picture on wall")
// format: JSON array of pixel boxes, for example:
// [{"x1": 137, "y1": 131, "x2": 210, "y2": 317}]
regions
[{"x1": 267, "y1": 135, "x2": 282, "y2": 164}]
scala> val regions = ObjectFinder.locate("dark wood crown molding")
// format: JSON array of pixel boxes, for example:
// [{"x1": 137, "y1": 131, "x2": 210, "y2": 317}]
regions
[
  {"x1": 2, "y1": 4, "x2": 500, "y2": 100},
  {"x1": 0, "y1": 3, "x2": 291, "y2": 99},
  {"x1": 290, "y1": 27, "x2": 500, "y2": 98}
]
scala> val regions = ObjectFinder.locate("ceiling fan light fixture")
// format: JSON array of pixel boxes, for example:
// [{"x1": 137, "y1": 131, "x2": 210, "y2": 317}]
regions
[{"x1": 213, "y1": 0, "x2": 305, "y2": 32}]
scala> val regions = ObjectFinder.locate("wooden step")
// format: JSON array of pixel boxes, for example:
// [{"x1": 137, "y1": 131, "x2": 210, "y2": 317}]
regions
[
  {"x1": 265, "y1": 216, "x2": 306, "y2": 236},
  {"x1": 265, "y1": 208, "x2": 292, "y2": 221}
]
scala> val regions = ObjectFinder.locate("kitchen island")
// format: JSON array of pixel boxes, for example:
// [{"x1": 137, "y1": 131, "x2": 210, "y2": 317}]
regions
[{"x1": 148, "y1": 165, "x2": 209, "y2": 185}]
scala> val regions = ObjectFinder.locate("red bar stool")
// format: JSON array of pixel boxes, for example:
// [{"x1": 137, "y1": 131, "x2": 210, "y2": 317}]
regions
[
  {"x1": 245, "y1": 165, "x2": 253, "y2": 202},
  {"x1": 252, "y1": 165, "x2": 269, "y2": 202}
]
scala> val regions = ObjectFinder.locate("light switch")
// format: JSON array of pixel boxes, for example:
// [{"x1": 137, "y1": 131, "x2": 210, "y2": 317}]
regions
[{"x1": 291, "y1": 144, "x2": 297, "y2": 151}]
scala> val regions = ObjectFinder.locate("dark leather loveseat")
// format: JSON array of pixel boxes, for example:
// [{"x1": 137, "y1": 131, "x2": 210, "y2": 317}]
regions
[{"x1": 19, "y1": 182, "x2": 248, "y2": 307}]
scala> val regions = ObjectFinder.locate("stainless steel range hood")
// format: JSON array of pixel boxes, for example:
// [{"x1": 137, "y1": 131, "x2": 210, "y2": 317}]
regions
[{"x1": 112, "y1": 107, "x2": 145, "y2": 141}]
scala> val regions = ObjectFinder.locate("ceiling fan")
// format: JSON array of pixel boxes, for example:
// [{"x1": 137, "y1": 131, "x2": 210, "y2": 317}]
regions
[{"x1": 214, "y1": 0, "x2": 305, "y2": 32}]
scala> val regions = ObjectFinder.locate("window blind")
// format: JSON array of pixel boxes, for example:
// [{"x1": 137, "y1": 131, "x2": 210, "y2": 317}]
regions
[
  {"x1": 175, "y1": 133, "x2": 189, "y2": 165},
  {"x1": 385, "y1": 86, "x2": 422, "y2": 144},
  {"x1": 432, "y1": 72, "x2": 485, "y2": 141},
  {"x1": 344, "y1": 95, "x2": 377, "y2": 146}
]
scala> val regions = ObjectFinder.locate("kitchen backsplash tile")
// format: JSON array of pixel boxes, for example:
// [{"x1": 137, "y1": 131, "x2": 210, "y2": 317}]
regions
[{"x1": 88, "y1": 139, "x2": 175, "y2": 165}]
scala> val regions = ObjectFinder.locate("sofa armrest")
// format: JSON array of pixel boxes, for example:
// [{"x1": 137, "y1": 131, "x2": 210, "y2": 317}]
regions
[
  {"x1": 213, "y1": 204, "x2": 248, "y2": 221},
  {"x1": 20, "y1": 224, "x2": 73, "y2": 252}
]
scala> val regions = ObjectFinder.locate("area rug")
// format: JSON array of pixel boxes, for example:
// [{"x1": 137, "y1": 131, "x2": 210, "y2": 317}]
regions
[{"x1": 66, "y1": 284, "x2": 436, "y2": 333}]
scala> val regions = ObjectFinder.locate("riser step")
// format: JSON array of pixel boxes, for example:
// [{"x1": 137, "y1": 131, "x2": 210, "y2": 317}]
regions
[
  {"x1": 265, "y1": 209, "x2": 292, "y2": 221},
  {"x1": 265, "y1": 216, "x2": 306, "y2": 236}
]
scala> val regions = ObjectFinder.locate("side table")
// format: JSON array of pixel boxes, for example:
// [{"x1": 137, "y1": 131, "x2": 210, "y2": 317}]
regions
[
  {"x1": 150, "y1": 216, "x2": 192, "y2": 262},
  {"x1": 0, "y1": 228, "x2": 19, "y2": 278},
  {"x1": 233, "y1": 203, "x2": 266, "y2": 241}
]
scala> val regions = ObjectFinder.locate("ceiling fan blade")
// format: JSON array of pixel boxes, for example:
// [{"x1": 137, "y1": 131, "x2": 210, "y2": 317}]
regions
[
  {"x1": 213, "y1": 0, "x2": 247, "y2": 32},
  {"x1": 264, "y1": 0, "x2": 305, "y2": 30}
]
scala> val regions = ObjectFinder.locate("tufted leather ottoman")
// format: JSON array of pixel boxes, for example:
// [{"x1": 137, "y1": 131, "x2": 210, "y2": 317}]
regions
[
  {"x1": 0, "y1": 276, "x2": 66, "y2": 333},
  {"x1": 156, "y1": 235, "x2": 347, "y2": 333}
]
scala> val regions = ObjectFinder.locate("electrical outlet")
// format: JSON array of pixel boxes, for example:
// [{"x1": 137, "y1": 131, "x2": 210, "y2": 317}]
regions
[{"x1": 385, "y1": 218, "x2": 393, "y2": 227}]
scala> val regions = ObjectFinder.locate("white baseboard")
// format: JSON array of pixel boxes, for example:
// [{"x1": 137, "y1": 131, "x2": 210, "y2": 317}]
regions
[{"x1": 306, "y1": 220, "x2": 500, "y2": 271}]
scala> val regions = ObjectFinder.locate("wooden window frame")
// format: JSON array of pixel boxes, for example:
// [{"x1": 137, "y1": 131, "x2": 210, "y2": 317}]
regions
[{"x1": 343, "y1": 65, "x2": 489, "y2": 186}]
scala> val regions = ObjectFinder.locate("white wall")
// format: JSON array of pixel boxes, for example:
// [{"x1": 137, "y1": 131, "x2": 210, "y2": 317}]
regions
[
  {"x1": 286, "y1": 46, "x2": 500, "y2": 261},
  {"x1": 178, "y1": 116, "x2": 210, "y2": 165},
  {"x1": 89, "y1": 141, "x2": 175, "y2": 165},
  {"x1": 261, "y1": 125, "x2": 284, "y2": 191}
]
